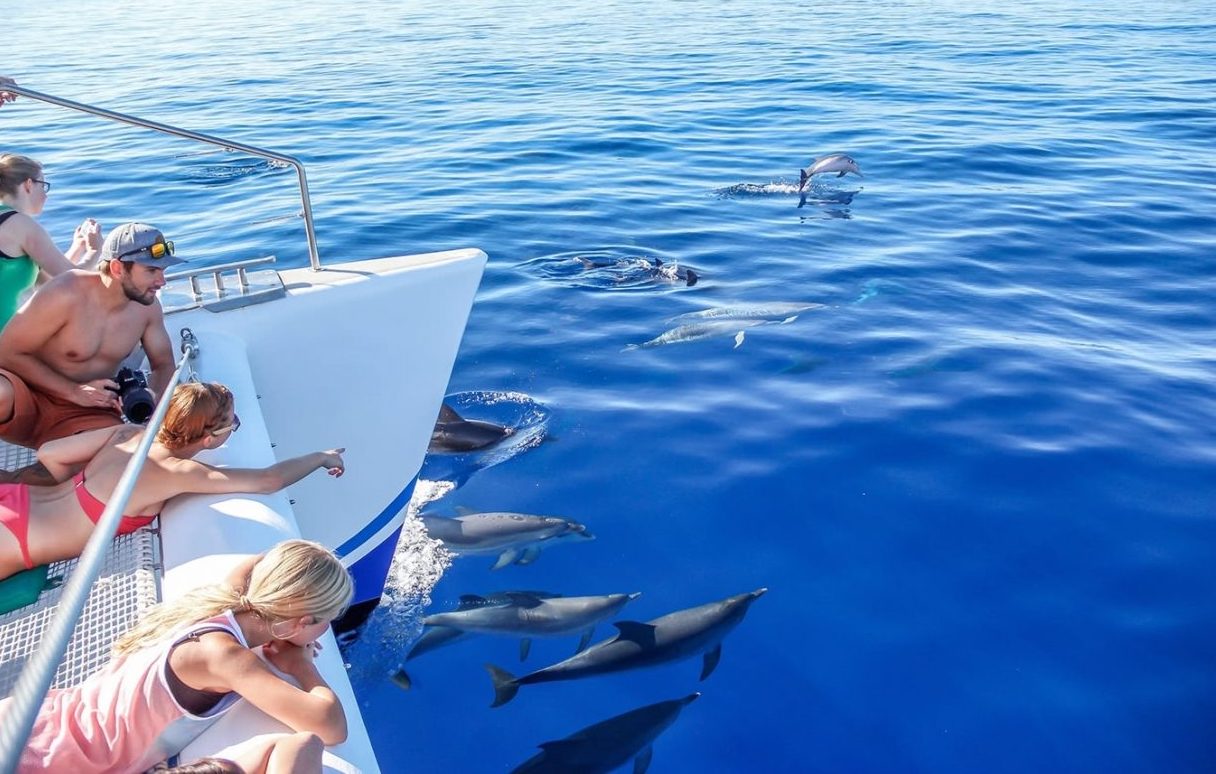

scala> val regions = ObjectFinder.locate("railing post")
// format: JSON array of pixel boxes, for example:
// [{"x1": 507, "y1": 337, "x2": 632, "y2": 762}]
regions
[{"x1": 3, "y1": 84, "x2": 322, "y2": 271}]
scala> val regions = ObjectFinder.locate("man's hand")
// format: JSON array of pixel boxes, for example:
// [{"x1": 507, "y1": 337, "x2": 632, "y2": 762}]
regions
[
  {"x1": 0, "y1": 76, "x2": 16, "y2": 108},
  {"x1": 70, "y1": 379, "x2": 121, "y2": 411}
]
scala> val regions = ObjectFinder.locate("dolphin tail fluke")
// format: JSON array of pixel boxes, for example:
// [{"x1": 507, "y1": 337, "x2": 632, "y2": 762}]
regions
[
  {"x1": 700, "y1": 643, "x2": 723, "y2": 681},
  {"x1": 487, "y1": 664, "x2": 521, "y2": 707},
  {"x1": 733, "y1": 330, "x2": 746, "y2": 349},
  {"x1": 575, "y1": 627, "x2": 593, "y2": 654},
  {"x1": 634, "y1": 745, "x2": 655, "y2": 774},
  {"x1": 799, "y1": 169, "x2": 808, "y2": 191},
  {"x1": 684, "y1": 269, "x2": 698, "y2": 287},
  {"x1": 390, "y1": 669, "x2": 413, "y2": 691},
  {"x1": 519, "y1": 638, "x2": 532, "y2": 662}
]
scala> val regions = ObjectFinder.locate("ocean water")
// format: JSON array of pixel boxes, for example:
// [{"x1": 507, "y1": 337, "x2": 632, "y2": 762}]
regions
[{"x1": 7, "y1": 0, "x2": 1216, "y2": 771}]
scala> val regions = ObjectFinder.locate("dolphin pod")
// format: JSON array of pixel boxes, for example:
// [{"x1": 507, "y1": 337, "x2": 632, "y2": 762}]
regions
[
  {"x1": 510, "y1": 693, "x2": 700, "y2": 774},
  {"x1": 429, "y1": 403, "x2": 514, "y2": 453},
  {"x1": 421, "y1": 511, "x2": 594, "y2": 570},
  {"x1": 486, "y1": 588, "x2": 767, "y2": 707},
  {"x1": 799, "y1": 153, "x2": 863, "y2": 191}
]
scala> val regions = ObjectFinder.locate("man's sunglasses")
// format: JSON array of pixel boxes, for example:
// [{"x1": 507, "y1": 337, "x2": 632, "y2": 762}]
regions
[{"x1": 115, "y1": 240, "x2": 175, "y2": 262}]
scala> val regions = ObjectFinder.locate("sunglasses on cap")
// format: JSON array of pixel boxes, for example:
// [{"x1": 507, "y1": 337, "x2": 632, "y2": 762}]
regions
[
  {"x1": 115, "y1": 240, "x2": 175, "y2": 262},
  {"x1": 210, "y1": 413, "x2": 241, "y2": 436}
]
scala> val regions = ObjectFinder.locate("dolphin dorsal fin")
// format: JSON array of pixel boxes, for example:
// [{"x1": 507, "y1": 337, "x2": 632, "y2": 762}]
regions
[
  {"x1": 613, "y1": 621, "x2": 658, "y2": 648},
  {"x1": 454, "y1": 505, "x2": 477, "y2": 516},
  {"x1": 499, "y1": 591, "x2": 546, "y2": 608},
  {"x1": 437, "y1": 403, "x2": 463, "y2": 423}
]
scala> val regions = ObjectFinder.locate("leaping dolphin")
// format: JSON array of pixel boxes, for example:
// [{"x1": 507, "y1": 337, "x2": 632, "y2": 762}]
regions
[
  {"x1": 422, "y1": 511, "x2": 594, "y2": 570},
  {"x1": 799, "y1": 153, "x2": 863, "y2": 191},
  {"x1": 486, "y1": 588, "x2": 767, "y2": 707},
  {"x1": 429, "y1": 403, "x2": 514, "y2": 453},
  {"x1": 510, "y1": 693, "x2": 700, "y2": 774}
]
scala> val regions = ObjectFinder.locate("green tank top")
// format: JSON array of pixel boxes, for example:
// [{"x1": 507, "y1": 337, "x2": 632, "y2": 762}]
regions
[{"x1": 0, "y1": 207, "x2": 37, "y2": 326}]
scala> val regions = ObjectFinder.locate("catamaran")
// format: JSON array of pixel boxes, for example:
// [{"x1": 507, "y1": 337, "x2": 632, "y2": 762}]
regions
[{"x1": 0, "y1": 84, "x2": 484, "y2": 772}]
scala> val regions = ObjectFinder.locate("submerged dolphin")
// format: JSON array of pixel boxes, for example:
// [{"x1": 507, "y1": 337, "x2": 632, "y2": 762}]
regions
[
  {"x1": 395, "y1": 590, "x2": 644, "y2": 687},
  {"x1": 511, "y1": 693, "x2": 700, "y2": 774},
  {"x1": 429, "y1": 403, "x2": 514, "y2": 453},
  {"x1": 799, "y1": 153, "x2": 863, "y2": 190},
  {"x1": 626, "y1": 320, "x2": 766, "y2": 351},
  {"x1": 486, "y1": 588, "x2": 767, "y2": 707},
  {"x1": 578, "y1": 256, "x2": 699, "y2": 287},
  {"x1": 421, "y1": 511, "x2": 594, "y2": 570},
  {"x1": 668, "y1": 302, "x2": 823, "y2": 325}
]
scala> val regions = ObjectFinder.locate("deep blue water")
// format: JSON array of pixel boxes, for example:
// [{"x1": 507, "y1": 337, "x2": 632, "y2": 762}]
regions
[{"x1": 8, "y1": 0, "x2": 1216, "y2": 771}]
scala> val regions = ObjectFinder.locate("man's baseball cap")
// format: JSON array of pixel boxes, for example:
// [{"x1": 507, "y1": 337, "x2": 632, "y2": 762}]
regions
[{"x1": 100, "y1": 222, "x2": 186, "y2": 268}]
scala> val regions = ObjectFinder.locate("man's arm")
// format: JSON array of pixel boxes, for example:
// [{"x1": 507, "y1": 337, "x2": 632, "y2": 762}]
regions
[
  {"x1": 0, "y1": 280, "x2": 109, "y2": 406},
  {"x1": 141, "y1": 304, "x2": 175, "y2": 399}
]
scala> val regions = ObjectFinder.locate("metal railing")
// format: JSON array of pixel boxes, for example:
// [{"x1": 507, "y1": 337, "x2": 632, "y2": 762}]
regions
[
  {"x1": 166, "y1": 255, "x2": 278, "y2": 302},
  {"x1": 0, "y1": 331, "x2": 200, "y2": 772},
  {"x1": 3, "y1": 84, "x2": 322, "y2": 271}
]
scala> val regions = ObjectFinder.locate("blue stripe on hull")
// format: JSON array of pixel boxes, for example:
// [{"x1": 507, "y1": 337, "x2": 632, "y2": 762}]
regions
[{"x1": 339, "y1": 477, "x2": 417, "y2": 604}]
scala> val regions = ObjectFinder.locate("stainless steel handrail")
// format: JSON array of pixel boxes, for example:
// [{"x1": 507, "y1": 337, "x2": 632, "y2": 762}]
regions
[
  {"x1": 3, "y1": 84, "x2": 322, "y2": 272},
  {"x1": 0, "y1": 333, "x2": 200, "y2": 772}
]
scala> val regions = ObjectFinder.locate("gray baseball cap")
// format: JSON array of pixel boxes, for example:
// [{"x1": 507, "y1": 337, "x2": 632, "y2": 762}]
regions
[{"x1": 100, "y1": 222, "x2": 186, "y2": 267}]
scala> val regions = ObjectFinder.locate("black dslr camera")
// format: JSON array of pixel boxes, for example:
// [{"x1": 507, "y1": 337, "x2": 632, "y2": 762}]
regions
[{"x1": 114, "y1": 367, "x2": 155, "y2": 424}]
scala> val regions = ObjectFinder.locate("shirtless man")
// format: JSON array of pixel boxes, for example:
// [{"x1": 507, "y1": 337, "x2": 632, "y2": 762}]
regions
[{"x1": 0, "y1": 222, "x2": 183, "y2": 449}]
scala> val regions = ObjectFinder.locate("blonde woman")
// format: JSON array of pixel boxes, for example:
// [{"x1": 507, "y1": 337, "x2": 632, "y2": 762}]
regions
[
  {"x1": 4, "y1": 539, "x2": 353, "y2": 772},
  {"x1": 0, "y1": 153, "x2": 101, "y2": 325},
  {"x1": 0, "y1": 381, "x2": 345, "y2": 581}
]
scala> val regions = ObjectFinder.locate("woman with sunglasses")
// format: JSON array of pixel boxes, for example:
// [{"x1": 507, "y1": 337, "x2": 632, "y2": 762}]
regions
[
  {"x1": 0, "y1": 381, "x2": 345, "y2": 582},
  {"x1": 0, "y1": 153, "x2": 102, "y2": 326}
]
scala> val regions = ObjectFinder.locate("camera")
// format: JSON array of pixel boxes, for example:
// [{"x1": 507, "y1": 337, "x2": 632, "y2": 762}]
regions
[{"x1": 114, "y1": 367, "x2": 155, "y2": 424}]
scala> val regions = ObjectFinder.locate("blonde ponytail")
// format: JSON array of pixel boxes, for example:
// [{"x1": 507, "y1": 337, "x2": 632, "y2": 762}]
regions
[{"x1": 114, "y1": 539, "x2": 353, "y2": 655}]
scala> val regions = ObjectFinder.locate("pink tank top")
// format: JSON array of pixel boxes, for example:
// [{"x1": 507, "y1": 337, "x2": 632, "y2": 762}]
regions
[{"x1": 14, "y1": 610, "x2": 247, "y2": 773}]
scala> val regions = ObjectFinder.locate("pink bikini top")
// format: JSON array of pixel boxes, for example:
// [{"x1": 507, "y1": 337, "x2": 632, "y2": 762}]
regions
[{"x1": 73, "y1": 471, "x2": 159, "y2": 534}]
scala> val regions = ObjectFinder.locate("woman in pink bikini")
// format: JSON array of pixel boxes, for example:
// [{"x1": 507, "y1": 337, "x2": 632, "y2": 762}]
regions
[
  {"x1": 7, "y1": 538, "x2": 353, "y2": 772},
  {"x1": 0, "y1": 381, "x2": 344, "y2": 581}
]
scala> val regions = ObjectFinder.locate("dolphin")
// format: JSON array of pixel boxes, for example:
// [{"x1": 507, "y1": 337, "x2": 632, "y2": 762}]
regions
[
  {"x1": 799, "y1": 153, "x2": 863, "y2": 191},
  {"x1": 429, "y1": 403, "x2": 514, "y2": 453},
  {"x1": 421, "y1": 511, "x2": 594, "y2": 570},
  {"x1": 625, "y1": 320, "x2": 766, "y2": 351},
  {"x1": 577, "y1": 256, "x2": 699, "y2": 287},
  {"x1": 668, "y1": 302, "x2": 823, "y2": 325},
  {"x1": 511, "y1": 693, "x2": 700, "y2": 774},
  {"x1": 395, "y1": 590, "x2": 644, "y2": 688},
  {"x1": 486, "y1": 588, "x2": 767, "y2": 707}
]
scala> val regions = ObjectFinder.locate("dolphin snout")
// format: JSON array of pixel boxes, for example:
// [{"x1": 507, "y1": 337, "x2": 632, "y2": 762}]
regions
[{"x1": 750, "y1": 588, "x2": 769, "y2": 598}]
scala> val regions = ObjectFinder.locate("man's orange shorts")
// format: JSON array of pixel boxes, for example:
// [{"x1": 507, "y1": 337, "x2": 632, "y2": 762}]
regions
[{"x1": 0, "y1": 368, "x2": 122, "y2": 449}]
